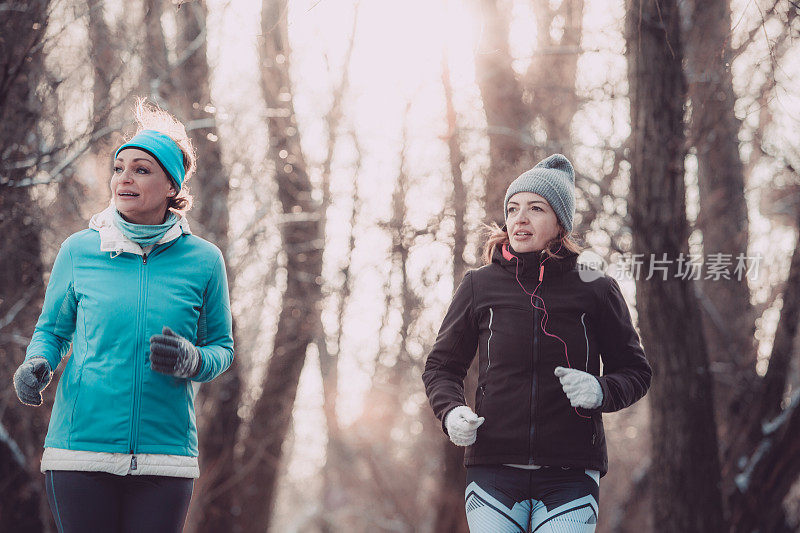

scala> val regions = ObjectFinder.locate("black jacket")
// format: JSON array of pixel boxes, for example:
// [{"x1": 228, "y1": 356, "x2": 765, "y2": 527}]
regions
[{"x1": 422, "y1": 245, "x2": 651, "y2": 475}]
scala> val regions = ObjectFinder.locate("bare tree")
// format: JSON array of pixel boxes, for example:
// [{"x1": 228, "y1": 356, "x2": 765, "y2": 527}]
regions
[
  {"x1": 431, "y1": 49, "x2": 471, "y2": 533},
  {"x1": 475, "y1": 0, "x2": 586, "y2": 226},
  {"x1": 173, "y1": 0, "x2": 228, "y2": 245},
  {"x1": 140, "y1": 0, "x2": 176, "y2": 104},
  {"x1": 614, "y1": 3, "x2": 800, "y2": 529},
  {"x1": 476, "y1": 0, "x2": 533, "y2": 223},
  {"x1": 726, "y1": 214, "x2": 800, "y2": 531},
  {"x1": 625, "y1": 0, "x2": 726, "y2": 531},
  {"x1": 87, "y1": 0, "x2": 123, "y2": 149},
  {"x1": 0, "y1": 1, "x2": 53, "y2": 531},
  {"x1": 317, "y1": 154, "x2": 360, "y2": 532},
  {"x1": 159, "y1": 3, "x2": 244, "y2": 531},
  {"x1": 717, "y1": 14, "x2": 800, "y2": 531},
  {"x1": 525, "y1": 0, "x2": 584, "y2": 152},
  {"x1": 683, "y1": 0, "x2": 756, "y2": 437},
  {"x1": 237, "y1": 0, "x2": 324, "y2": 529},
  {"x1": 316, "y1": 8, "x2": 359, "y2": 531},
  {"x1": 346, "y1": 111, "x2": 442, "y2": 531}
]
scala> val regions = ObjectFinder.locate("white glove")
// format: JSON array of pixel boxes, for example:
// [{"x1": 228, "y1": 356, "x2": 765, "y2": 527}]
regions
[
  {"x1": 445, "y1": 405, "x2": 485, "y2": 446},
  {"x1": 554, "y1": 367, "x2": 603, "y2": 409}
]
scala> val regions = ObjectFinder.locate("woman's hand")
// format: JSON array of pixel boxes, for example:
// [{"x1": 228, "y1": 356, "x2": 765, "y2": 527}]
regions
[
  {"x1": 13, "y1": 357, "x2": 52, "y2": 406},
  {"x1": 445, "y1": 405, "x2": 485, "y2": 446},
  {"x1": 149, "y1": 327, "x2": 201, "y2": 378},
  {"x1": 554, "y1": 367, "x2": 603, "y2": 409}
]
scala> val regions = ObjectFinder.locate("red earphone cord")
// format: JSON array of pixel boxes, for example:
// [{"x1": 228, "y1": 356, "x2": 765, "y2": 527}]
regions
[{"x1": 509, "y1": 243, "x2": 591, "y2": 419}]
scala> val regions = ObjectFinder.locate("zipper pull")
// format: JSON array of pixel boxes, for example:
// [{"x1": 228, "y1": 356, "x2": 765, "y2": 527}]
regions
[
  {"x1": 539, "y1": 264, "x2": 544, "y2": 282},
  {"x1": 142, "y1": 253, "x2": 148, "y2": 265},
  {"x1": 130, "y1": 455, "x2": 137, "y2": 471}
]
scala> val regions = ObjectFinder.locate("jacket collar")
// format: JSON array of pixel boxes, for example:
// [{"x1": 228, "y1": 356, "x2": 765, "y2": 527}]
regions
[
  {"x1": 492, "y1": 242, "x2": 578, "y2": 280},
  {"x1": 88, "y1": 205, "x2": 191, "y2": 256}
]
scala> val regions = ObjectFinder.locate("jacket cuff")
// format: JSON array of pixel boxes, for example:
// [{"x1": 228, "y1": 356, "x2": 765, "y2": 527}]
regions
[
  {"x1": 192, "y1": 348, "x2": 210, "y2": 382},
  {"x1": 191, "y1": 350, "x2": 203, "y2": 379},
  {"x1": 596, "y1": 376, "x2": 612, "y2": 412},
  {"x1": 25, "y1": 355, "x2": 52, "y2": 373},
  {"x1": 440, "y1": 403, "x2": 466, "y2": 436}
]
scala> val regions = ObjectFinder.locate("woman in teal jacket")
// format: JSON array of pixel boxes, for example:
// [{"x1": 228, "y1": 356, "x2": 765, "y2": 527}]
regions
[{"x1": 12, "y1": 101, "x2": 234, "y2": 533}]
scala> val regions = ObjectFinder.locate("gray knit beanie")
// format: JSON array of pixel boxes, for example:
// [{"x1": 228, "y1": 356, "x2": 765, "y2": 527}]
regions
[{"x1": 504, "y1": 153, "x2": 575, "y2": 232}]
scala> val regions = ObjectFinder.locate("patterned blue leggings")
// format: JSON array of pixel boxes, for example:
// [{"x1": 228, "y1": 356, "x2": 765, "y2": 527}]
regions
[{"x1": 464, "y1": 465, "x2": 599, "y2": 533}]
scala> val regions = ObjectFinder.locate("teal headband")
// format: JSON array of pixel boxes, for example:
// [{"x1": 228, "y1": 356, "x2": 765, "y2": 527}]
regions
[{"x1": 114, "y1": 130, "x2": 186, "y2": 190}]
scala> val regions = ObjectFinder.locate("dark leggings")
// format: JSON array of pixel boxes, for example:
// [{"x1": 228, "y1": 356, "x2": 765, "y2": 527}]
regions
[{"x1": 45, "y1": 470, "x2": 193, "y2": 533}]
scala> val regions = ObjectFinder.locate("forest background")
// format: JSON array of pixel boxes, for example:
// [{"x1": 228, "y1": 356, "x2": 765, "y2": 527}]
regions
[{"x1": 2, "y1": 0, "x2": 800, "y2": 531}]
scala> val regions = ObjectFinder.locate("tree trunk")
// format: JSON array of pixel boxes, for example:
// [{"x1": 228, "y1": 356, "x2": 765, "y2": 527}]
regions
[
  {"x1": 613, "y1": 3, "x2": 800, "y2": 530},
  {"x1": 87, "y1": 0, "x2": 122, "y2": 147},
  {"x1": 317, "y1": 13, "x2": 358, "y2": 530},
  {"x1": 0, "y1": 2, "x2": 52, "y2": 531},
  {"x1": 169, "y1": 7, "x2": 243, "y2": 529},
  {"x1": 684, "y1": 0, "x2": 756, "y2": 443},
  {"x1": 728, "y1": 395, "x2": 800, "y2": 533},
  {"x1": 625, "y1": 0, "x2": 727, "y2": 531},
  {"x1": 237, "y1": 1, "x2": 324, "y2": 529},
  {"x1": 725, "y1": 211, "x2": 800, "y2": 531},
  {"x1": 525, "y1": 0, "x2": 584, "y2": 152},
  {"x1": 373, "y1": 120, "x2": 426, "y2": 529},
  {"x1": 476, "y1": 0, "x2": 533, "y2": 224},
  {"x1": 432, "y1": 52, "x2": 471, "y2": 533},
  {"x1": 174, "y1": 0, "x2": 228, "y2": 247},
  {"x1": 140, "y1": 0, "x2": 175, "y2": 103}
]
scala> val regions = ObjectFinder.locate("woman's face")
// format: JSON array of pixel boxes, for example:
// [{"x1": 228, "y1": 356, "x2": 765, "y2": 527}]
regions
[
  {"x1": 506, "y1": 192, "x2": 561, "y2": 253},
  {"x1": 111, "y1": 148, "x2": 176, "y2": 225}
]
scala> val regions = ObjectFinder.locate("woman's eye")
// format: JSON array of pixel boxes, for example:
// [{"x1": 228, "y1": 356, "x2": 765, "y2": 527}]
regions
[
  {"x1": 508, "y1": 207, "x2": 517, "y2": 213},
  {"x1": 136, "y1": 167, "x2": 150, "y2": 174},
  {"x1": 113, "y1": 166, "x2": 122, "y2": 173}
]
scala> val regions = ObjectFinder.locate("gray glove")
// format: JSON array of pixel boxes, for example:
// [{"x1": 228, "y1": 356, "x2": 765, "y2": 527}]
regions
[
  {"x1": 149, "y1": 327, "x2": 201, "y2": 378},
  {"x1": 13, "y1": 357, "x2": 52, "y2": 406}
]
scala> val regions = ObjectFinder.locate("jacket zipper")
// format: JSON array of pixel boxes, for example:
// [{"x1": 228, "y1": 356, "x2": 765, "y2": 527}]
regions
[
  {"x1": 129, "y1": 252, "x2": 148, "y2": 453},
  {"x1": 529, "y1": 294, "x2": 540, "y2": 464}
]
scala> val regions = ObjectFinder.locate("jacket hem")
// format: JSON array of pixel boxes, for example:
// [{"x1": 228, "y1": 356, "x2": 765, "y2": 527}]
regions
[
  {"x1": 465, "y1": 453, "x2": 607, "y2": 476},
  {"x1": 41, "y1": 447, "x2": 199, "y2": 478}
]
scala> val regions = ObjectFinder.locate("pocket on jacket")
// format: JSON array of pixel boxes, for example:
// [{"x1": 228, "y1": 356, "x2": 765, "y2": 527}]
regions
[
  {"x1": 69, "y1": 364, "x2": 130, "y2": 447},
  {"x1": 475, "y1": 385, "x2": 486, "y2": 415},
  {"x1": 590, "y1": 413, "x2": 604, "y2": 449},
  {"x1": 483, "y1": 305, "x2": 533, "y2": 370},
  {"x1": 139, "y1": 371, "x2": 192, "y2": 449}
]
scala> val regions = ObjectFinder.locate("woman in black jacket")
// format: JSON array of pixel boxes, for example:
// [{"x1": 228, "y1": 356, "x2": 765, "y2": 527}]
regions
[{"x1": 422, "y1": 154, "x2": 651, "y2": 532}]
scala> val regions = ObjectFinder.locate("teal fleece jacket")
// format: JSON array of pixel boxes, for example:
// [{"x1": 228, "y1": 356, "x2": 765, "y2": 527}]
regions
[{"x1": 25, "y1": 228, "x2": 233, "y2": 457}]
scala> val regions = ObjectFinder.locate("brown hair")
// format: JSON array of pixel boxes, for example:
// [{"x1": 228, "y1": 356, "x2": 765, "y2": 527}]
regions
[
  {"x1": 481, "y1": 223, "x2": 583, "y2": 265},
  {"x1": 130, "y1": 98, "x2": 196, "y2": 215}
]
